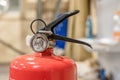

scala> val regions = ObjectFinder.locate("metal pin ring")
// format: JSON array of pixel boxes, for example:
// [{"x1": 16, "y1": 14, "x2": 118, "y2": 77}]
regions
[{"x1": 30, "y1": 19, "x2": 47, "y2": 34}]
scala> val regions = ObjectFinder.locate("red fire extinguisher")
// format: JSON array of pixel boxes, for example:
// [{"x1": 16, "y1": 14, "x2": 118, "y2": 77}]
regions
[{"x1": 9, "y1": 10, "x2": 92, "y2": 80}]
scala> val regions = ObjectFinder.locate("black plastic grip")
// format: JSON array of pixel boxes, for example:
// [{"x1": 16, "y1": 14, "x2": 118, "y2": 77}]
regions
[
  {"x1": 45, "y1": 10, "x2": 80, "y2": 32},
  {"x1": 48, "y1": 34, "x2": 92, "y2": 49},
  {"x1": 66, "y1": 10, "x2": 80, "y2": 16}
]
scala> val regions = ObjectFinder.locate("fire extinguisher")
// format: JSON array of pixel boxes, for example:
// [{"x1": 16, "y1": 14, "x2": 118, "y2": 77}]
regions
[{"x1": 9, "y1": 10, "x2": 92, "y2": 80}]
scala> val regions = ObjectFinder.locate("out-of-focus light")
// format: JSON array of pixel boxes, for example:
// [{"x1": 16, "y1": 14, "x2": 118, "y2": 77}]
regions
[
  {"x1": 0, "y1": 0, "x2": 9, "y2": 14},
  {"x1": 0, "y1": 0, "x2": 7, "y2": 6}
]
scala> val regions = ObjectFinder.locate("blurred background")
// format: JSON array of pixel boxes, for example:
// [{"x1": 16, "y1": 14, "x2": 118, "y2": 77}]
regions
[{"x1": 1, "y1": 0, "x2": 120, "y2": 80}]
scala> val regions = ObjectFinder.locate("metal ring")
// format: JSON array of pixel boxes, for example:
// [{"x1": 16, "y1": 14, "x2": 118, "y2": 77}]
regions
[{"x1": 30, "y1": 19, "x2": 47, "y2": 34}]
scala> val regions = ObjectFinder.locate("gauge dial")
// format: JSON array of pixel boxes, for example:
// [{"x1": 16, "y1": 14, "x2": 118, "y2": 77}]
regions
[{"x1": 30, "y1": 33, "x2": 48, "y2": 52}]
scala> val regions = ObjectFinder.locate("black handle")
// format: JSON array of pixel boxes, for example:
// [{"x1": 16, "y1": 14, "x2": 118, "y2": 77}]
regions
[
  {"x1": 45, "y1": 10, "x2": 80, "y2": 32},
  {"x1": 30, "y1": 10, "x2": 92, "y2": 50},
  {"x1": 48, "y1": 34, "x2": 92, "y2": 48}
]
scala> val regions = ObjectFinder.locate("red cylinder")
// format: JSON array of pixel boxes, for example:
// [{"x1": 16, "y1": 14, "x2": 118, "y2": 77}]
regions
[{"x1": 9, "y1": 48, "x2": 77, "y2": 80}]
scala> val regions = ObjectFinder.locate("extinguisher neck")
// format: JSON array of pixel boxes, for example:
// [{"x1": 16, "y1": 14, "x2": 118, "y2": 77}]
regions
[{"x1": 34, "y1": 48, "x2": 53, "y2": 56}]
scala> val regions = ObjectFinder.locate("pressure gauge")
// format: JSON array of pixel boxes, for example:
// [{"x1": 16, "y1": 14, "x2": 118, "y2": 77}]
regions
[{"x1": 30, "y1": 33, "x2": 48, "y2": 52}]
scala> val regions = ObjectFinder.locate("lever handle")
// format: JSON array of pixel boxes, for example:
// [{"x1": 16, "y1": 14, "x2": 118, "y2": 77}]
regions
[
  {"x1": 45, "y1": 10, "x2": 80, "y2": 32},
  {"x1": 65, "y1": 10, "x2": 80, "y2": 17},
  {"x1": 48, "y1": 34, "x2": 92, "y2": 48}
]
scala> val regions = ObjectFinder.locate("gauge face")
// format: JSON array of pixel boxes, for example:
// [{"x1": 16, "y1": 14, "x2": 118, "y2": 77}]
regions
[{"x1": 30, "y1": 34, "x2": 48, "y2": 52}]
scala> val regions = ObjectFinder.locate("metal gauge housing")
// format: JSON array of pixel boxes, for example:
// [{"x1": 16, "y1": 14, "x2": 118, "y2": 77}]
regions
[{"x1": 30, "y1": 33, "x2": 48, "y2": 52}]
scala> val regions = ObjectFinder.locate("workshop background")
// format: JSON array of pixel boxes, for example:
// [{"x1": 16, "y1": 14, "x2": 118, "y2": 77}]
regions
[{"x1": 0, "y1": 0, "x2": 120, "y2": 80}]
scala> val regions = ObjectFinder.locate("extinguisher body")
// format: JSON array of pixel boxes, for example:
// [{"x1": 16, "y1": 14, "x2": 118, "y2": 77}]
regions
[
  {"x1": 9, "y1": 48, "x2": 77, "y2": 80},
  {"x1": 9, "y1": 10, "x2": 92, "y2": 80}
]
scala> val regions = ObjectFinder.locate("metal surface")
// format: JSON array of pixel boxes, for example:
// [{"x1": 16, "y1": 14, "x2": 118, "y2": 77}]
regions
[{"x1": 30, "y1": 33, "x2": 48, "y2": 52}]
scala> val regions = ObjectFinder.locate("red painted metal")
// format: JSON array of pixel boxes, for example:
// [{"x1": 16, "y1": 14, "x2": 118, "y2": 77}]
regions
[{"x1": 9, "y1": 48, "x2": 77, "y2": 80}]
